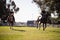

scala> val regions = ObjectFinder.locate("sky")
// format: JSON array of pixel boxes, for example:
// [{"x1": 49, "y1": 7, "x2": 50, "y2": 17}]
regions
[{"x1": 13, "y1": 0, "x2": 41, "y2": 22}]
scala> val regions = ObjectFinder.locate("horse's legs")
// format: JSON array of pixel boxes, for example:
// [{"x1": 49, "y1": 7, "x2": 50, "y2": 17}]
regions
[
  {"x1": 9, "y1": 23, "x2": 12, "y2": 29},
  {"x1": 43, "y1": 23, "x2": 45, "y2": 31},
  {"x1": 9, "y1": 22, "x2": 13, "y2": 29},
  {"x1": 36, "y1": 21, "x2": 41, "y2": 30},
  {"x1": 45, "y1": 23, "x2": 47, "y2": 29},
  {"x1": 43, "y1": 23, "x2": 47, "y2": 31},
  {"x1": 39, "y1": 22, "x2": 41, "y2": 30},
  {"x1": 36, "y1": 22, "x2": 38, "y2": 29}
]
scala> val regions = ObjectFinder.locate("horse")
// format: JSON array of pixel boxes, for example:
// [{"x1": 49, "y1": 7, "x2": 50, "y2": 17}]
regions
[
  {"x1": 36, "y1": 10, "x2": 50, "y2": 31},
  {"x1": 7, "y1": 12, "x2": 15, "y2": 29},
  {"x1": 35, "y1": 16, "x2": 41, "y2": 30}
]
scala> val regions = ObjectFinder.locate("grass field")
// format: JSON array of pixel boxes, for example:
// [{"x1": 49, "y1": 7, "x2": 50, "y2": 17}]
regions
[{"x1": 0, "y1": 26, "x2": 60, "y2": 40}]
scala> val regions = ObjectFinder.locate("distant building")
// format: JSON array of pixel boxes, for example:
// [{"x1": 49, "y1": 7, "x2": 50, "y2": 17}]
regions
[
  {"x1": 27, "y1": 20, "x2": 36, "y2": 27},
  {"x1": 14, "y1": 22, "x2": 27, "y2": 26}
]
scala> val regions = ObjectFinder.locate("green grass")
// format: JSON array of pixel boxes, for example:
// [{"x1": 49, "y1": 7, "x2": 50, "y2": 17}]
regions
[{"x1": 0, "y1": 26, "x2": 60, "y2": 40}]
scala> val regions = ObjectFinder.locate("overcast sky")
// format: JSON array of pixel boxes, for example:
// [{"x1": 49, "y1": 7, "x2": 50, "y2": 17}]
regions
[{"x1": 13, "y1": 0, "x2": 41, "y2": 22}]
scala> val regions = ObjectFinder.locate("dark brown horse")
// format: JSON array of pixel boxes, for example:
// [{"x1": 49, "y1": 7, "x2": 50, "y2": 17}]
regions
[
  {"x1": 36, "y1": 10, "x2": 49, "y2": 31},
  {"x1": 7, "y1": 12, "x2": 15, "y2": 29}
]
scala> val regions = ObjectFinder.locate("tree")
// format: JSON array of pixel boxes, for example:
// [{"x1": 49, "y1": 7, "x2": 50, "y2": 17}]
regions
[
  {"x1": 33, "y1": 0, "x2": 60, "y2": 23},
  {"x1": 0, "y1": 0, "x2": 19, "y2": 23},
  {"x1": 53, "y1": 0, "x2": 60, "y2": 19}
]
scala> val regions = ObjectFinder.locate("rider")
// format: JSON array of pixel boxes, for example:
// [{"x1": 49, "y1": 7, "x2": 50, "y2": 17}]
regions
[{"x1": 41, "y1": 10, "x2": 47, "y2": 31}]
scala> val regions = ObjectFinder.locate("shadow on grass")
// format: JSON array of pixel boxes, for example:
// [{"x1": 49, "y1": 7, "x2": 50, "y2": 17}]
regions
[
  {"x1": 52, "y1": 31, "x2": 60, "y2": 33},
  {"x1": 49, "y1": 30, "x2": 60, "y2": 33},
  {"x1": 10, "y1": 28, "x2": 26, "y2": 32}
]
